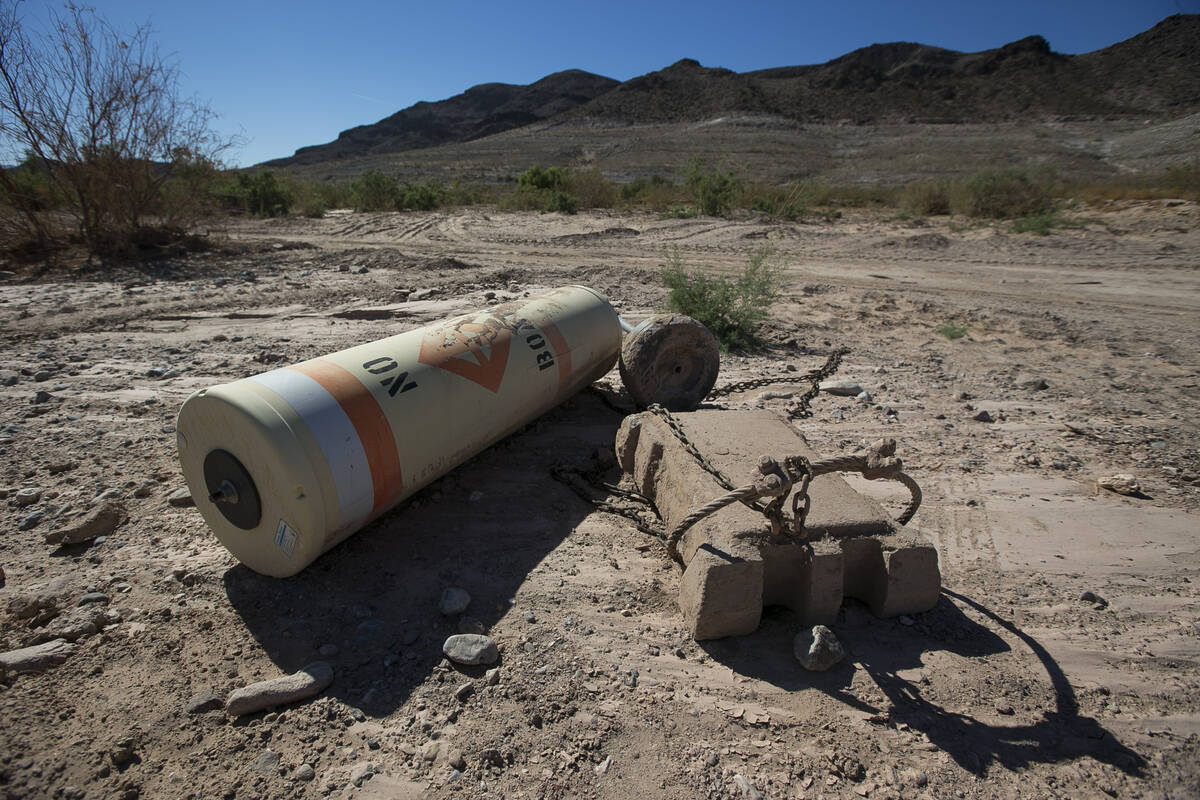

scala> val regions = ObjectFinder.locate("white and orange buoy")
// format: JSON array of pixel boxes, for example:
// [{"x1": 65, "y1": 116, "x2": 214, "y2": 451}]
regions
[{"x1": 176, "y1": 285, "x2": 622, "y2": 576}]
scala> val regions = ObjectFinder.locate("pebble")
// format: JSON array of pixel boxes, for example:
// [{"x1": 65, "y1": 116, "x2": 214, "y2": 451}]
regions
[
  {"x1": 594, "y1": 755, "x2": 613, "y2": 775},
  {"x1": 1080, "y1": 590, "x2": 1109, "y2": 608},
  {"x1": 77, "y1": 592, "x2": 109, "y2": 606},
  {"x1": 819, "y1": 379, "x2": 864, "y2": 397},
  {"x1": 972, "y1": 409, "x2": 995, "y2": 423},
  {"x1": 442, "y1": 634, "x2": 498, "y2": 666},
  {"x1": 455, "y1": 682, "x2": 474, "y2": 702},
  {"x1": 793, "y1": 625, "x2": 845, "y2": 672},
  {"x1": 1097, "y1": 474, "x2": 1140, "y2": 496},
  {"x1": 18, "y1": 509, "x2": 46, "y2": 530},
  {"x1": 318, "y1": 643, "x2": 339, "y2": 657},
  {"x1": 457, "y1": 616, "x2": 485, "y2": 634},
  {"x1": 167, "y1": 487, "x2": 194, "y2": 507},
  {"x1": 32, "y1": 390, "x2": 53, "y2": 404},
  {"x1": 225, "y1": 661, "x2": 334, "y2": 716},
  {"x1": 132, "y1": 481, "x2": 157, "y2": 498},
  {"x1": 295, "y1": 763, "x2": 315, "y2": 781},
  {"x1": 733, "y1": 773, "x2": 764, "y2": 800},
  {"x1": 485, "y1": 667, "x2": 500, "y2": 685},
  {"x1": 44, "y1": 501, "x2": 126, "y2": 545},
  {"x1": 0, "y1": 638, "x2": 76, "y2": 672},
  {"x1": 1015, "y1": 373, "x2": 1049, "y2": 390},
  {"x1": 186, "y1": 690, "x2": 222, "y2": 713},
  {"x1": 439, "y1": 587, "x2": 471, "y2": 616},
  {"x1": 14, "y1": 487, "x2": 42, "y2": 506},
  {"x1": 254, "y1": 749, "x2": 281, "y2": 774}
]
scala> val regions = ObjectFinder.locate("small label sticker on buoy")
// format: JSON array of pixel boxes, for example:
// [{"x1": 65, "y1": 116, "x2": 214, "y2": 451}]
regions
[{"x1": 274, "y1": 519, "x2": 299, "y2": 557}]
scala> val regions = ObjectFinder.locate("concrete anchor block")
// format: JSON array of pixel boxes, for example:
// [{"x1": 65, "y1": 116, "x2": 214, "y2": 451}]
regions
[{"x1": 615, "y1": 409, "x2": 940, "y2": 640}]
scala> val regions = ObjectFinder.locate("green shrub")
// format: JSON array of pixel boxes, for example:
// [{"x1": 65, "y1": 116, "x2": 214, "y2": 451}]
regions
[
  {"x1": 950, "y1": 169, "x2": 1056, "y2": 219},
  {"x1": 517, "y1": 165, "x2": 571, "y2": 192},
  {"x1": 661, "y1": 246, "x2": 779, "y2": 351},
  {"x1": 1011, "y1": 212, "x2": 1059, "y2": 235},
  {"x1": 218, "y1": 170, "x2": 291, "y2": 217},
  {"x1": 351, "y1": 170, "x2": 400, "y2": 211},
  {"x1": 684, "y1": 157, "x2": 740, "y2": 217},
  {"x1": 742, "y1": 183, "x2": 807, "y2": 219},
  {"x1": 901, "y1": 180, "x2": 951, "y2": 216},
  {"x1": 571, "y1": 167, "x2": 616, "y2": 209},
  {"x1": 937, "y1": 323, "x2": 968, "y2": 340},
  {"x1": 399, "y1": 181, "x2": 445, "y2": 211}
]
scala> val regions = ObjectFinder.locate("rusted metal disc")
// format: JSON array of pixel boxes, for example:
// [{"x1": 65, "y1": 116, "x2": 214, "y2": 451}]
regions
[{"x1": 619, "y1": 314, "x2": 720, "y2": 411}]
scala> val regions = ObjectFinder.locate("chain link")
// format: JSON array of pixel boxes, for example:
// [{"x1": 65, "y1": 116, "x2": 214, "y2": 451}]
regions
[{"x1": 705, "y1": 348, "x2": 846, "y2": 423}]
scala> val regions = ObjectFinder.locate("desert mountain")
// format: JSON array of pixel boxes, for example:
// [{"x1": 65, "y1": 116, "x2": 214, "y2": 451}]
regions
[{"x1": 264, "y1": 14, "x2": 1199, "y2": 168}]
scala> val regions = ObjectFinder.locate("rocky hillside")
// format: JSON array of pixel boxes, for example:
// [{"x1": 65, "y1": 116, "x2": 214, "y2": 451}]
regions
[
  {"x1": 265, "y1": 70, "x2": 620, "y2": 167},
  {"x1": 264, "y1": 15, "x2": 1199, "y2": 168}
]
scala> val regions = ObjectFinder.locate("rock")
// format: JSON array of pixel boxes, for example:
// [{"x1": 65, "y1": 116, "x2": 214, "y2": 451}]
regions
[
  {"x1": 31, "y1": 390, "x2": 53, "y2": 404},
  {"x1": 594, "y1": 755, "x2": 613, "y2": 775},
  {"x1": 14, "y1": 487, "x2": 42, "y2": 506},
  {"x1": 733, "y1": 773, "x2": 764, "y2": 800},
  {"x1": 44, "y1": 501, "x2": 126, "y2": 545},
  {"x1": 1015, "y1": 373, "x2": 1049, "y2": 390},
  {"x1": 485, "y1": 667, "x2": 500, "y2": 686},
  {"x1": 18, "y1": 509, "x2": 45, "y2": 530},
  {"x1": 253, "y1": 749, "x2": 281, "y2": 774},
  {"x1": 294, "y1": 764, "x2": 315, "y2": 782},
  {"x1": 972, "y1": 409, "x2": 995, "y2": 423},
  {"x1": 46, "y1": 461, "x2": 75, "y2": 474},
  {"x1": 420, "y1": 740, "x2": 441, "y2": 762},
  {"x1": 318, "y1": 643, "x2": 338, "y2": 657},
  {"x1": 439, "y1": 587, "x2": 471, "y2": 615},
  {"x1": 995, "y1": 702, "x2": 1015, "y2": 715},
  {"x1": 455, "y1": 682, "x2": 474, "y2": 702},
  {"x1": 443, "y1": 634, "x2": 498, "y2": 666},
  {"x1": 793, "y1": 625, "x2": 845, "y2": 672},
  {"x1": 1079, "y1": 590, "x2": 1109, "y2": 608},
  {"x1": 1097, "y1": 474, "x2": 1141, "y2": 496},
  {"x1": 819, "y1": 379, "x2": 863, "y2": 397},
  {"x1": 225, "y1": 661, "x2": 334, "y2": 716},
  {"x1": 445, "y1": 748, "x2": 466, "y2": 770},
  {"x1": 28, "y1": 605, "x2": 120, "y2": 644},
  {"x1": 132, "y1": 481, "x2": 157, "y2": 498},
  {"x1": 0, "y1": 638, "x2": 75, "y2": 673},
  {"x1": 0, "y1": 369, "x2": 17, "y2": 386},
  {"x1": 110, "y1": 735, "x2": 137, "y2": 766},
  {"x1": 186, "y1": 690, "x2": 222, "y2": 713},
  {"x1": 167, "y1": 487, "x2": 194, "y2": 507},
  {"x1": 350, "y1": 762, "x2": 375, "y2": 787},
  {"x1": 77, "y1": 592, "x2": 109, "y2": 606},
  {"x1": 457, "y1": 616, "x2": 485, "y2": 635}
]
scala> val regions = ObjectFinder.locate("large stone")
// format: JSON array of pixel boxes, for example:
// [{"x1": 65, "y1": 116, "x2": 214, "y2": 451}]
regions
[
  {"x1": 793, "y1": 625, "x2": 845, "y2": 671},
  {"x1": 616, "y1": 409, "x2": 940, "y2": 640},
  {"x1": 442, "y1": 634, "x2": 498, "y2": 666},
  {"x1": 225, "y1": 661, "x2": 333, "y2": 716},
  {"x1": 0, "y1": 638, "x2": 75, "y2": 673},
  {"x1": 438, "y1": 587, "x2": 471, "y2": 616},
  {"x1": 44, "y1": 500, "x2": 127, "y2": 545}
]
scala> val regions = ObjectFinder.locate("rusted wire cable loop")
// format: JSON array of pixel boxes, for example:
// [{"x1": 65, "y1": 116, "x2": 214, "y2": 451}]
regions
[{"x1": 665, "y1": 438, "x2": 922, "y2": 564}]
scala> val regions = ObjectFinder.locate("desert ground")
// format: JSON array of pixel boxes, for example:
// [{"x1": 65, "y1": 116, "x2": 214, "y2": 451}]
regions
[{"x1": 1, "y1": 201, "x2": 1198, "y2": 800}]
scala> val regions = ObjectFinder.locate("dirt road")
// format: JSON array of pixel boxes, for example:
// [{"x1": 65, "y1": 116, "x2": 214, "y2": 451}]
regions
[{"x1": 1, "y1": 202, "x2": 1197, "y2": 799}]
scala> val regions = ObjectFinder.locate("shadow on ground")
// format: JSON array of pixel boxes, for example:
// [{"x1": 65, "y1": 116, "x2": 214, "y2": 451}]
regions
[
  {"x1": 701, "y1": 589, "x2": 1145, "y2": 778},
  {"x1": 222, "y1": 392, "x2": 625, "y2": 717}
]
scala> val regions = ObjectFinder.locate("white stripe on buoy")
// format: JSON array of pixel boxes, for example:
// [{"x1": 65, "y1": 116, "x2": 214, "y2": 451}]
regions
[{"x1": 249, "y1": 368, "x2": 374, "y2": 528}]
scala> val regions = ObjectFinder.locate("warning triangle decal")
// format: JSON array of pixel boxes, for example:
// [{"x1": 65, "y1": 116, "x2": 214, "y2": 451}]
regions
[{"x1": 418, "y1": 320, "x2": 511, "y2": 393}]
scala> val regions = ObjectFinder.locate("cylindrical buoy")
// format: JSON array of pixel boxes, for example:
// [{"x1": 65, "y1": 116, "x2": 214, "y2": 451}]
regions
[{"x1": 176, "y1": 285, "x2": 622, "y2": 576}]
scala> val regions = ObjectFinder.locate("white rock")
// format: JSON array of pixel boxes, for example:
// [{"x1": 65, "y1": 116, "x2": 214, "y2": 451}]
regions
[
  {"x1": 439, "y1": 587, "x2": 471, "y2": 616},
  {"x1": 0, "y1": 638, "x2": 75, "y2": 673},
  {"x1": 442, "y1": 634, "x2": 498, "y2": 666},
  {"x1": 793, "y1": 625, "x2": 845, "y2": 671},
  {"x1": 1097, "y1": 474, "x2": 1141, "y2": 496},
  {"x1": 819, "y1": 379, "x2": 863, "y2": 397},
  {"x1": 225, "y1": 661, "x2": 333, "y2": 716}
]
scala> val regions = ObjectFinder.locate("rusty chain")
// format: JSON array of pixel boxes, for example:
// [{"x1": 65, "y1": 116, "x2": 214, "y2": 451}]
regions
[{"x1": 553, "y1": 348, "x2": 876, "y2": 562}]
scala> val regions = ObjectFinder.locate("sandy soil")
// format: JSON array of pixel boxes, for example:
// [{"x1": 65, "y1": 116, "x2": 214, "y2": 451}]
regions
[{"x1": 1, "y1": 201, "x2": 1198, "y2": 800}]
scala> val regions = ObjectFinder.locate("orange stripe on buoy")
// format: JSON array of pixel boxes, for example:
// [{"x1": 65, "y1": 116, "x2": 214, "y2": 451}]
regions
[
  {"x1": 539, "y1": 320, "x2": 573, "y2": 397},
  {"x1": 289, "y1": 359, "x2": 403, "y2": 515}
]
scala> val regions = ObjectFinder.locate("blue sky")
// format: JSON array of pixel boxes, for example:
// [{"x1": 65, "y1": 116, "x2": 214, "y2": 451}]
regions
[{"x1": 24, "y1": 0, "x2": 1198, "y2": 166}]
